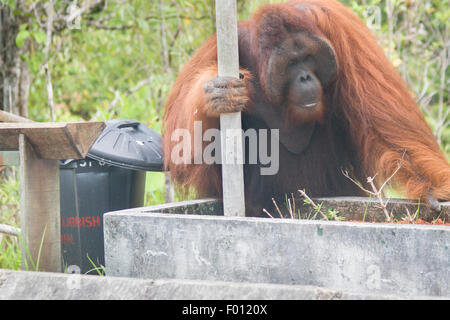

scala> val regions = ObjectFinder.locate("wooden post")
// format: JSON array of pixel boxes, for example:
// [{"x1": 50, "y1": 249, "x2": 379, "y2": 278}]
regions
[
  {"x1": 19, "y1": 134, "x2": 61, "y2": 272},
  {"x1": 215, "y1": 0, "x2": 246, "y2": 217},
  {"x1": 0, "y1": 121, "x2": 104, "y2": 272}
]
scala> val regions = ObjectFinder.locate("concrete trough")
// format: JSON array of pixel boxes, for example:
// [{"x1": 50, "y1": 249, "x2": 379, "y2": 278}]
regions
[{"x1": 104, "y1": 198, "x2": 450, "y2": 298}]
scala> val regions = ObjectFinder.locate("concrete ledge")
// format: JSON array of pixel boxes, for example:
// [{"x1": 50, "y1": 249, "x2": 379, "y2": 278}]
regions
[
  {"x1": 117, "y1": 197, "x2": 450, "y2": 222},
  {"x1": 0, "y1": 269, "x2": 153, "y2": 300},
  {"x1": 104, "y1": 210, "x2": 450, "y2": 298},
  {"x1": 315, "y1": 197, "x2": 450, "y2": 222},
  {"x1": 0, "y1": 269, "x2": 441, "y2": 300}
]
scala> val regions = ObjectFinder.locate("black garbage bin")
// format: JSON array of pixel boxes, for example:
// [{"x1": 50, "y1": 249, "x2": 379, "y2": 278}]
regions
[{"x1": 60, "y1": 119, "x2": 163, "y2": 274}]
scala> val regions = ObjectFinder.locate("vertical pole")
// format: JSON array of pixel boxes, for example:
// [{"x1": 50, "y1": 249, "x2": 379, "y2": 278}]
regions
[
  {"x1": 19, "y1": 134, "x2": 61, "y2": 272},
  {"x1": 215, "y1": 0, "x2": 246, "y2": 217}
]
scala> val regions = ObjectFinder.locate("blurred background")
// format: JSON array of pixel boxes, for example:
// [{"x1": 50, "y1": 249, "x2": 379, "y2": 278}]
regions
[{"x1": 0, "y1": 0, "x2": 448, "y2": 268}]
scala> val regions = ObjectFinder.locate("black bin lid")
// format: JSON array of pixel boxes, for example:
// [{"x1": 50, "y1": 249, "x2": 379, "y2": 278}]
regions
[{"x1": 87, "y1": 119, "x2": 164, "y2": 171}]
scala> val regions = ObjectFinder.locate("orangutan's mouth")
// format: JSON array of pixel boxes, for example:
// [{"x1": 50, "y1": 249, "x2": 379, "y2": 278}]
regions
[{"x1": 302, "y1": 102, "x2": 318, "y2": 108}]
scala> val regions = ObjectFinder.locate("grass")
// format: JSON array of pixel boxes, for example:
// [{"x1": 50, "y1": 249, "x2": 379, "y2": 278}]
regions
[
  {"x1": 17, "y1": 226, "x2": 47, "y2": 271},
  {"x1": 86, "y1": 254, "x2": 106, "y2": 276}
]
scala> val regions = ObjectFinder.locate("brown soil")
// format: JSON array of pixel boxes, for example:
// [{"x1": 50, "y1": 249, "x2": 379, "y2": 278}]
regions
[{"x1": 348, "y1": 218, "x2": 450, "y2": 226}]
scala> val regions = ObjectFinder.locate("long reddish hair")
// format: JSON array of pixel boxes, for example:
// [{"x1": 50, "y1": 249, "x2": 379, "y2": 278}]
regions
[
  {"x1": 163, "y1": 0, "x2": 450, "y2": 201},
  {"x1": 285, "y1": 0, "x2": 449, "y2": 199}
]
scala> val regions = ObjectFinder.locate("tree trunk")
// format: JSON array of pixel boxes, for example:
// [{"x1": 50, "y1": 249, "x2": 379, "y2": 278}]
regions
[
  {"x1": 0, "y1": 3, "x2": 30, "y2": 180},
  {"x1": 0, "y1": 3, "x2": 30, "y2": 118}
]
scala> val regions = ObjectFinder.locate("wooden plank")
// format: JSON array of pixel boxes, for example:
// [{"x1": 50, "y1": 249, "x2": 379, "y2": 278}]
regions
[
  {"x1": 0, "y1": 122, "x2": 105, "y2": 159},
  {"x1": 0, "y1": 110, "x2": 33, "y2": 123},
  {"x1": 19, "y1": 134, "x2": 61, "y2": 272},
  {"x1": 215, "y1": 0, "x2": 246, "y2": 217}
]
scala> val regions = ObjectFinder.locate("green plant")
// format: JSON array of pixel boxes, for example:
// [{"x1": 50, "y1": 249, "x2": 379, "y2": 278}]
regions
[
  {"x1": 362, "y1": 194, "x2": 372, "y2": 222},
  {"x1": 263, "y1": 190, "x2": 344, "y2": 221},
  {"x1": 16, "y1": 226, "x2": 47, "y2": 272},
  {"x1": 86, "y1": 254, "x2": 106, "y2": 276},
  {"x1": 0, "y1": 235, "x2": 21, "y2": 270},
  {"x1": 298, "y1": 189, "x2": 345, "y2": 221},
  {"x1": 0, "y1": 172, "x2": 21, "y2": 270}
]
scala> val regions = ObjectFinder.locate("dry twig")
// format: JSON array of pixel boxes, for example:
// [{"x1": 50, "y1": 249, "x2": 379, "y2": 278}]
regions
[
  {"x1": 0, "y1": 224, "x2": 20, "y2": 237},
  {"x1": 263, "y1": 208, "x2": 275, "y2": 219},
  {"x1": 298, "y1": 189, "x2": 329, "y2": 221},
  {"x1": 342, "y1": 153, "x2": 404, "y2": 222},
  {"x1": 272, "y1": 198, "x2": 284, "y2": 219}
]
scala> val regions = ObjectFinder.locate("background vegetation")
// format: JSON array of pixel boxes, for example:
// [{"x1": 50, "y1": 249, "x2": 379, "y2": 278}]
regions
[{"x1": 0, "y1": 0, "x2": 448, "y2": 269}]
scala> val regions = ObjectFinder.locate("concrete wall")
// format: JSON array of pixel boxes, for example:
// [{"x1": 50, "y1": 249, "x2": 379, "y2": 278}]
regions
[{"x1": 104, "y1": 210, "x2": 450, "y2": 298}]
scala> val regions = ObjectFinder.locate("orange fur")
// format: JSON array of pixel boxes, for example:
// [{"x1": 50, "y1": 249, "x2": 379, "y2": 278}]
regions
[
  {"x1": 286, "y1": 0, "x2": 450, "y2": 200},
  {"x1": 163, "y1": 0, "x2": 450, "y2": 204},
  {"x1": 163, "y1": 35, "x2": 252, "y2": 197}
]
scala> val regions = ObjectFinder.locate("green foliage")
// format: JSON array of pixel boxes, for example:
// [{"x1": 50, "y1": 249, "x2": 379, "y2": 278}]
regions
[
  {"x1": 145, "y1": 172, "x2": 166, "y2": 205},
  {"x1": 0, "y1": 0, "x2": 15, "y2": 8},
  {"x1": 303, "y1": 197, "x2": 345, "y2": 221},
  {"x1": 18, "y1": 0, "x2": 274, "y2": 125},
  {"x1": 347, "y1": 0, "x2": 449, "y2": 153},
  {"x1": 0, "y1": 171, "x2": 21, "y2": 270},
  {"x1": 16, "y1": 22, "x2": 46, "y2": 48},
  {"x1": 86, "y1": 254, "x2": 106, "y2": 276}
]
